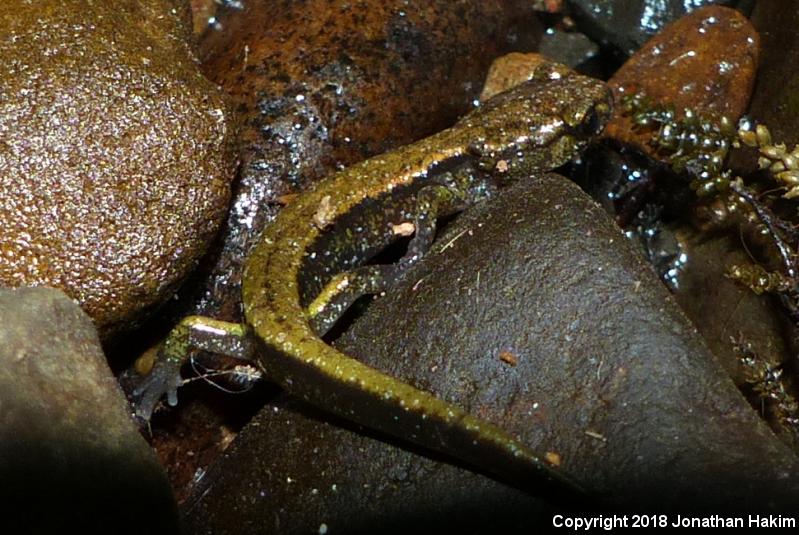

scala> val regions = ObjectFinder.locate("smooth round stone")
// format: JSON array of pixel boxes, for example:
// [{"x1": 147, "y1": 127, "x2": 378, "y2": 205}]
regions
[{"x1": 0, "y1": 0, "x2": 237, "y2": 335}]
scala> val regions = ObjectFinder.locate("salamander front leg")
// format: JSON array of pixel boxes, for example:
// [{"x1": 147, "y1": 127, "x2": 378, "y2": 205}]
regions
[
  {"x1": 399, "y1": 183, "x2": 462, "y2": 267},
  {"x1": 308, "y1": 183, "x2": 467, "y2": 335},
  {"x1": 132, "y1": 316, "x2": 256, "y2": 420}
]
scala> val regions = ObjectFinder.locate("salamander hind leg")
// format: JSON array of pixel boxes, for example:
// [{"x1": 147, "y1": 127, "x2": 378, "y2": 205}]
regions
[
  {"x1": 131, "y1": 316, "x2": 256, "y2": 421},
  {"x1": 307, "y1": 264, "x2": 398, "y2": 335},
  {"x1": 307, "y1": 182, "x2": 478, "y2": 335}
]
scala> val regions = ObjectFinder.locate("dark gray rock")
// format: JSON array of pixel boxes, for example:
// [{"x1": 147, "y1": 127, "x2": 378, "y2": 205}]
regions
[
  {"x1": 183, "y1": 174, "x2": 799, "y2": 532},
  {"x1": 539, "y1": 28, "x2": 599, "y2": 68},
  {"x1": 566, "y1": 0, "x2": 752, "y2": 58},
  {"x1": 0, "y1": 287, "x2": 178, "y2": 533},
  {"x1": 336, "y1": 174, "x2": 799, "y2": 511},
  {"x1": 671, "y1": 227, "x2": 792, "y2": 385},
  {"x1": 730, "y1": 0, "x2": 799, "y2": 171},
  {"x1": 183, "y1": 397, "x2": 550, "y2": 535}
]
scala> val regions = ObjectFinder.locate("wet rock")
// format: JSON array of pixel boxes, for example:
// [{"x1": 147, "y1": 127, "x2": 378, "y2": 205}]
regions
[
  {"x1": 185, "y1": 0, "x2": 542, "y2": 321},
  {"x1": 672, "y1": 226, "x2": 791, "y2": 385},
  {"x1": 749, "y1": 2, "x2": 799, "y2": 137},
  {"x1": 183, "y1": 397, "x2": 551, "y2": 534},
  {"x1": 731, "y1": 1, "x2": 799, "y2": 173},
  {"x1": 603, "y1": 5, "x2": 759, "y2": 155},
  {"x1": 566, "y1": 0, "x2": 751, "y2": 58},
  {"x1": 669, "y1": 223, "x2": 799, "y2": 443},
  {"x1": 538, "y1": 27, "x2": 599, "y2": 69},
  {"x1": 182, "y1": 178, "x2": 799, "y2": 530},
  {"x1": 334, "y1": 175, "x2": 799, "y2": 510},
  {"x1": 0, "y1": 287, "x2": 178, "y2": 533},
  {"x1": 145, "y1": 377, "x2": 270, "y2": 504},
  {"x1": 0, "y1": 0, "x2": 237, "y2": 335}
]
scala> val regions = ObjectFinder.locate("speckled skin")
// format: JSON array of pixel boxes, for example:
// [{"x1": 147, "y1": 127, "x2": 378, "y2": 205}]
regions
[
  {"x1": 242, "y1": 63, "x2": 611, "y2": 493},
  {"x1": 185, "y1": 0, "x2": 541, "y2": 321},
  {"x1": 0, "y1": 0, "x2": 236, "y2": 334}
]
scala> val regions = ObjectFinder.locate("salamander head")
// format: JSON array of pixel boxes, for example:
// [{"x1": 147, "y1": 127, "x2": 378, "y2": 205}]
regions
[{"x1": 456, "y1": 61, "x2": 612, "y2": 175}]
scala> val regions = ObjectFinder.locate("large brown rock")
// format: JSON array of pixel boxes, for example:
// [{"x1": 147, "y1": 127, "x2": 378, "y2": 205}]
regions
[
  {"x1": 604, "y1": 5, "x2": 759, "y2": 155},
  {"x1": 0, "y1": 0, "x2": 237, "y2": 335},
  {"x1": 184, "y1": 0, "x2": 541, "y2": 321}
]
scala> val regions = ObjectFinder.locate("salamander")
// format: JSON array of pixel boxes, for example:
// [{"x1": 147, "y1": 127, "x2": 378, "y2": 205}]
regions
[{"x1": 134, "y1": 60, "x2": 612, "y2": 496}]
